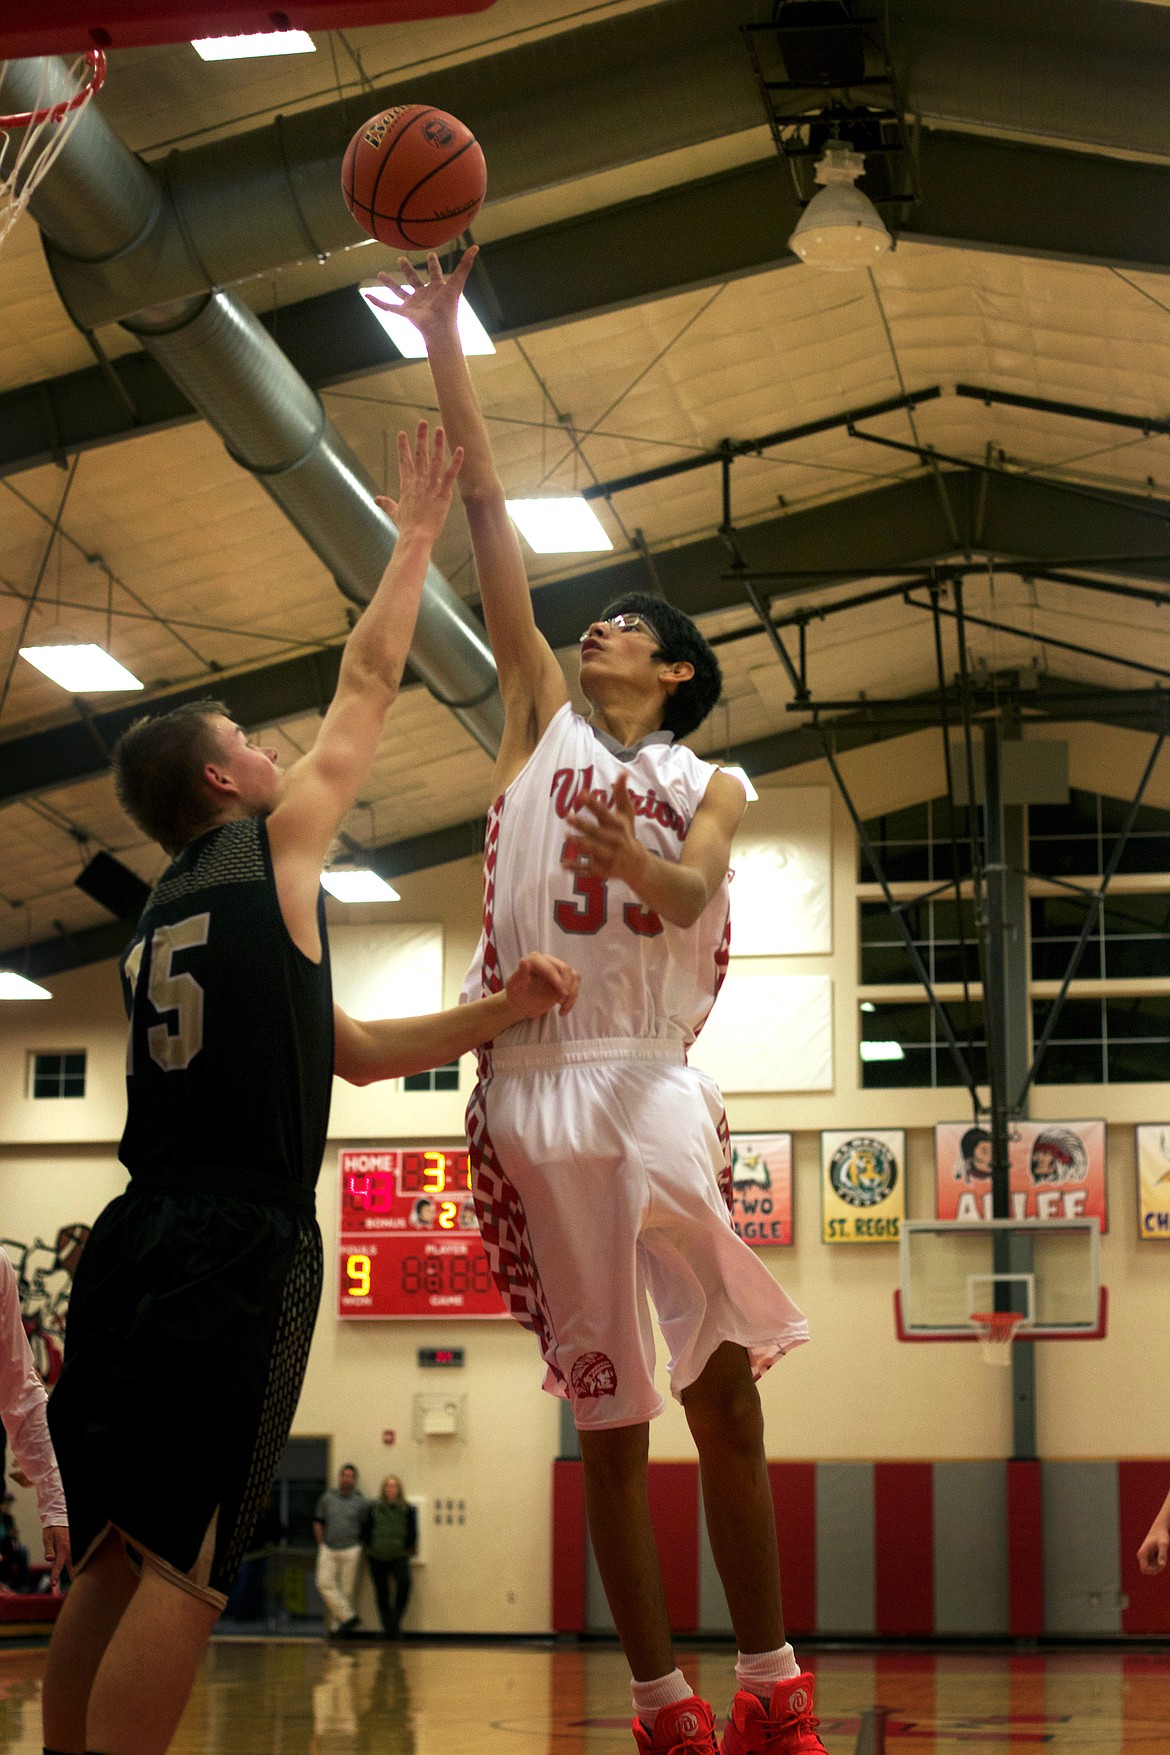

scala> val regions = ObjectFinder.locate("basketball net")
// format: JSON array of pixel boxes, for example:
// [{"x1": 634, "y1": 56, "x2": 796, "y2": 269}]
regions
[
  {"x1": 971, "y1": 1310, "x2": 1025, "y2": 1367},
  {"x1": 0, "y1": 50, "x2": 106, "y2": 253}
]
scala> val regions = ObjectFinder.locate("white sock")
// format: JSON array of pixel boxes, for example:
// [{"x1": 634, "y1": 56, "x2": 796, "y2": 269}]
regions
[
  {"x1": 735, "y1": 1643, "x2": 800, "y2": 1702},
  {"x1": 631, "y1": 1668, "x2": 693, "y2": 1729}
]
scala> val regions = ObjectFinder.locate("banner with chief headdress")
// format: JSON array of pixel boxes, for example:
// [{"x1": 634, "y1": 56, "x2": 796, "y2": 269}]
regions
[{"x1": 934, "y1": 1120, "x2": 1107, "y2": 1231}]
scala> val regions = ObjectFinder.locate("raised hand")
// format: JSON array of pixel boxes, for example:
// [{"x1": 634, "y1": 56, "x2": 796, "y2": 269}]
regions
[
  {"x1": 564, "y1": 774, "x2": 648, "y2": 888},
  {"x1": 374, "y1": 418, "x2": 463, "y2": 540},
  {"x1": 369, "y1": 246, "x2": 479, "y2": 346},
  {"x1": 505, "y1": 953, "x2": 581, "y2": 1018}
]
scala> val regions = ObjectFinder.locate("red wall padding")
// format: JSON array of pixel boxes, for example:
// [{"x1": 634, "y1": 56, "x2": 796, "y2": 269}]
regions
[
  {"x1": 647, "y1": 1460, "x2": 700, "y2": 1631},
  {"x1": 1007, "y1": 1459, "x2": 1045, "y2": 1637},
  {"x1": 551, "y1": 1459, "x2": 587, "y2": 1632},
  {"x1": 769, "y1": 1461, "x2": 817, "y2": 1635},
  {"x1": 874, "y1": 1461, "x2": 934, "y2": 1635},
  {"x1": 1118, "y1": 1460, "x2": 1170, "y2": 1635}
]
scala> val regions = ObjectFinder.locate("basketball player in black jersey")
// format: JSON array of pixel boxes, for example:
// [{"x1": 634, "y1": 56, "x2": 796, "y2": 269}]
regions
[{"x1": 42, "y1": 422, "x2": 579, "y2": 1755}]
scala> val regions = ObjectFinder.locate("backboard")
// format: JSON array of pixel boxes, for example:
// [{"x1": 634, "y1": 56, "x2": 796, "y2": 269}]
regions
[{"x1": 895, "y1": 1218, "x2": 1106, "y2": 1342}]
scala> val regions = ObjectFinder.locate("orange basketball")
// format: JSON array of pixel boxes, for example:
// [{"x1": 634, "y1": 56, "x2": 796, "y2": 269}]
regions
[{"x1": 341, "y1": 103, "x2": 486, "y2": 251}]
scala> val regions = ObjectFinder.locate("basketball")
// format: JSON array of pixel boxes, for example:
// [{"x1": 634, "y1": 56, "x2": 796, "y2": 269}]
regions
[{"x1": 341, "y1": 103, "x2": 486, "y2": 250}]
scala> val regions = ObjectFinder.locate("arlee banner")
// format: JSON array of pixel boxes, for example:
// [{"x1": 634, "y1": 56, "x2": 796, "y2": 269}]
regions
[
  {"x1": 730, "y1": 1134, "x2": 793, "y2": 1246},
  {"x1": 821, "y1": 1129, "x2": 905, "y2": 1242},
  {"x1": 934, "y1": 1120, "x2": 1107, "y2": 1231},
  {"x1": 1135, "y1": 1125, "x2": 1170, "y2": 1241}
]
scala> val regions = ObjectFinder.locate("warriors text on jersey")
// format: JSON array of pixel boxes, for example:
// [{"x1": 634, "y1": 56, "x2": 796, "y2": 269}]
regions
[{"x1": 460, "y1": 703, "x2": 729, "y2": 1047}]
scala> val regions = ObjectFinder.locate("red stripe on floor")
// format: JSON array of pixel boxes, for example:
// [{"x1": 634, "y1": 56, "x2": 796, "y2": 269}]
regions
[{"x1": 874, "y1": 1462, "x2": 934, "y2": 1634}]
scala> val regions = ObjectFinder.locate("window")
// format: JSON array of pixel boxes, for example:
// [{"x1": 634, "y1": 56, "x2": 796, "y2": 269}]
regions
[
  {"x1": 860, "y1": 897, "x2": 981, "y2": 986},
  {"x1": 30, "y1": 1051, "x2": 86, "y2": 1099},
  {"x1": 860, "y1": 1001, "x2": 988, "y2": 1089},
  {"x1": 1029, "y1": 790, "x2": 1170, "y2": 878},
  {"x1": 1032, "y1": 996, "x2": 1170, "y2": 1084},
  {"x1": 403, "y1": 1059, "x2": 460, "y2": 1093},
  {"x1": 1031, "y1": 891, "x2": 1170, "y2": 981},
  {"x1": 858, "y1": 798, "x2": 974, "y2": 884}
]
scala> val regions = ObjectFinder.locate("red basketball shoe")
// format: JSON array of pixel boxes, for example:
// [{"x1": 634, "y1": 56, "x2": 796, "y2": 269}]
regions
[
  {"x1": 720, "y1": 1673, "x2": 827, "y2": 1754},
  {"x1": 633, "y1": 1695, "x2": 719, "y2": 1753}
]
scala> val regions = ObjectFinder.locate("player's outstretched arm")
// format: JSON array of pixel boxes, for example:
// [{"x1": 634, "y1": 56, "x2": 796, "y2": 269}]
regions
[
  {"x1": 370, "y1": 250, "x2": 567, "y2": 781},
  {"x1": 334, "y1": 953, "x2": 580, "y2": 1083},
  {"x1": 565, "y1": 770, "x2": 746, "y2": 930},
  {"x1": 1138, "y1": 1486, "x2": 1170, "y2": 1575},
  {"x1": 268, "y1": 421, "x2": 461, "y2": 951}
]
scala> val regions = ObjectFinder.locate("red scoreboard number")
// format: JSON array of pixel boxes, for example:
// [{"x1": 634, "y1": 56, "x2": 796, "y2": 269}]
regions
[{"x1": 337, "y1": 1147, "x2": 506, "y2": 1320}]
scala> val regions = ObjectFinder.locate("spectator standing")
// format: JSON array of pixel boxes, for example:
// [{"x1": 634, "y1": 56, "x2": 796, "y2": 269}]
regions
[
  {"x1": 314, "y1": 1465, "x2": 368, "y2": 1635},
  {"x1": 1, "y1": 1250, "x2": 69, "y2": 1590},
  {"x1": 365, "y1": 1476, "x2": 417, "y2": 1638}
]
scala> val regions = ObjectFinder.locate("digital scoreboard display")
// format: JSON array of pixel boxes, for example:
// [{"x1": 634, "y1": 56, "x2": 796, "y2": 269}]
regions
[{"x1": 337, "y1": 1147, "x2": 506, "y2": 1320}]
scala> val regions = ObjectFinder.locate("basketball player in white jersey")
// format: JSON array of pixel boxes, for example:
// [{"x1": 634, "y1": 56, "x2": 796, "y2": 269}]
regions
[{"x1": 380, "y1": 252, "x2": 825, "y2": 1755}]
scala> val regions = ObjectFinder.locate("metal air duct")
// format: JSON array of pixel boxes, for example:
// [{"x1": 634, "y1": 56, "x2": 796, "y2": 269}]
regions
[{"x1": 5, "y1": 56, "x2": 502, "y2": 754}]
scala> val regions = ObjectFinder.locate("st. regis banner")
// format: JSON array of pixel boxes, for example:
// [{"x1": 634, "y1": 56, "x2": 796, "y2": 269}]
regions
[{"x1": 935, "y1": 1120, "x2": 1107, "y2": 1231}]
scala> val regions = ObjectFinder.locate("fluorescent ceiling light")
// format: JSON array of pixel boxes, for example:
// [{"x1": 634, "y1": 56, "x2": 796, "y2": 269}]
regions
[
  {"x1": 358, "y1": 285, "x2": 494, "y2": 358},
  {"x1": 721, "y1": 764, "x2": 758, "y2": 802},
  {"x1": 192, "y1": 31, "x2": 315, "y2": 59},
  {"x1": 20, "y1": 645, "x2": 143, "y2": 693},
  {"x1": 859, "y1": 1040, "x2": 905, "y2": 1062},
  {"x1": 859, "y1": 1001, "x2": 876, "y2": 1012},
  {"x1": 0, "y1": 972, "x2": 51, "y2": 999},
  {"x1": 321, "y1": 869, "x2": 401, "y2": 903},
  {"x1": 506, "y1": 497, "x2": 613, "y2": 555}
]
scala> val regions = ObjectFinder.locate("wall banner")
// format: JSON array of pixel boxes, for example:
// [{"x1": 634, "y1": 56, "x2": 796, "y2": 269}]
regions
[
  {"x1": 730, "y1": 1133, "x2": 793, "y2": 1246},
  {"x1": 934, "y1": 1120, "x2": 1107, "y2": 1231},
  {"x1": 821, "y1": 1129, "x2": 905, "y2": 1242},
  {"x1": 1136, "y1": 1126, "x2": 1170, "y2": 1241}
]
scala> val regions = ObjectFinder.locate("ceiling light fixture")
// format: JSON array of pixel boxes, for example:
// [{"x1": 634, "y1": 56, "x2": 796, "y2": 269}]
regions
[
  {"x1": 0, "y1": 971, "x2": 51, "y2": 999},
  {"x1": 321, "y1": 869, "x2": 401, "y2": 903},
  {"x1": 506, "y1": 497, "x2": 613, "y2": 555},
  {"x1": 788, "y1": 142, "x2": 892, "y2": 270},
  {"x1": 721, "y1": 764, "x2": 759, "y2": 802},
  {"x1": 192, "y1": 31, "x2": 315, "y2": 60},
  {"x1": 358, "y1": 285, "x2": 494, "y2": 358},
  {"x1": 20, "y1": 645, "x2": 143, "y2": 693}
]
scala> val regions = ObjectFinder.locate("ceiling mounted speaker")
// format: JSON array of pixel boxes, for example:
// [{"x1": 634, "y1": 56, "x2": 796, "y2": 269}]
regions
[{"x1": 75, "y1": 851, "x2": 151, "y2": 920}]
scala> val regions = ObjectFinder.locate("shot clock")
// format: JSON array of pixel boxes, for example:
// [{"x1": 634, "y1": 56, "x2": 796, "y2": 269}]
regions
[{"x1": 337, "y1": 1147, "x2": 506, "y2": 1320}]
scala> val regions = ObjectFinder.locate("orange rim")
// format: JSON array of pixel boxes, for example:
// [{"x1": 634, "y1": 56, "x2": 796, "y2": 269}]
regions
[{"x1": 0, "y1": 48, "x2": 106, "y2": 131}]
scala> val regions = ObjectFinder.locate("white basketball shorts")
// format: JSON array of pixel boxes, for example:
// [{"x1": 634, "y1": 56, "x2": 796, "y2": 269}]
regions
[{"x1": 467, "y1": 1039, "x2": 809, "y2": 1430}]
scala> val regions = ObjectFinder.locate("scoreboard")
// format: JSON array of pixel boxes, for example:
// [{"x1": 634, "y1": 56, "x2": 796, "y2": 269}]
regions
[{"x1": 337, "y1": 1147, "x2": 506, "y2": 1320}]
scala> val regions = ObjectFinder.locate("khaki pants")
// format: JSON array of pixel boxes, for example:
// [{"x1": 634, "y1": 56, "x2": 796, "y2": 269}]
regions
[{"x1": 315, "y1": 1542, "x2": 362, "y2": 1630}]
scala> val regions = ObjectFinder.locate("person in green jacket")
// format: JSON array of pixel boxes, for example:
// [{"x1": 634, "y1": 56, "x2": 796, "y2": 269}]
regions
[{"x1": 365, "y1": 1476, "x2": 417, "y2": 1637}]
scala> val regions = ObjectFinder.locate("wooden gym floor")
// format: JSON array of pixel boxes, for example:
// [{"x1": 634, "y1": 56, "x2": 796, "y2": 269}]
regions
[{"x1": 2, "y1": 1638, "x2": 1170, "y2": 1752}]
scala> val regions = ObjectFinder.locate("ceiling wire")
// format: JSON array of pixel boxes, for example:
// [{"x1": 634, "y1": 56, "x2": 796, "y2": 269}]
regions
[
  {"x1": 0, "y1": 454, "x2": 80, "y2": 723},
  {"x1": 509, "y1": 337, "x2": 638, "y2": 551},
  {"x1": 1, "y1": 477, "x2": 214, "y2": 669}
]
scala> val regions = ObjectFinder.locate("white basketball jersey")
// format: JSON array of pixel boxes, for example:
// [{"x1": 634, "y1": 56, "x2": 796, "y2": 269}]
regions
[{"x1": 461, "y1": 703, "x2": 730, "y2": 1050}]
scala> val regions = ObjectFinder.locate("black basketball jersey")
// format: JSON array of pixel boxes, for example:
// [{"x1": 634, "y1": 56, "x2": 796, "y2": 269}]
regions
[{"x1": 118, "y1": 815, "x2": 334, "y2": 1197}]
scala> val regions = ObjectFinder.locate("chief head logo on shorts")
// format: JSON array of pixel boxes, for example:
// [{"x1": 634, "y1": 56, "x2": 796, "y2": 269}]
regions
[
  {"x1": 570, "y1": 1350, "x2": 617, "y2": 1398},
  {"x1": 829, "y1": 1135, "x2": 897, "y2": 1208}
]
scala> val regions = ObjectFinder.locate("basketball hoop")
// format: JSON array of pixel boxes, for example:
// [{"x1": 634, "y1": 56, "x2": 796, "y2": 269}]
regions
[
  {"x1": 0, "y1": 49, "x2": 106, "y2": 251},
  {"x1": 971, "y1": 1310, "x2": 1025, "y2": 1367}
]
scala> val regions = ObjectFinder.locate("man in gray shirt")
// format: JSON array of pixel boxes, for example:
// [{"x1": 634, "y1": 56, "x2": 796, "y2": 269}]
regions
[{"x1": 313, "y1": 1464, "x2": 368, "y2": 1636}]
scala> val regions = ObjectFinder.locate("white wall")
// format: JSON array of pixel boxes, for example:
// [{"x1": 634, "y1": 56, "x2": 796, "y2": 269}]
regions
[{"x1": 3, "y1": 721, "x2": 1169, "y2": 1626}]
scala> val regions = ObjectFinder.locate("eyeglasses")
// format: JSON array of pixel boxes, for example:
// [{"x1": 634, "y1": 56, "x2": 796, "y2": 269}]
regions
[{"x1": 579, "y1": 613, "x2": 661, "y2": 644}]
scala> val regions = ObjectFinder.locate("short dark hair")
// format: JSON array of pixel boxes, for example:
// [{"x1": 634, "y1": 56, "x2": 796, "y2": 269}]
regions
[
  {"x1": 601, "y1": 592, "x2": 722, "y2": 739},
  {"x1": 341, "y1": 1463, "x2": 358, "y2": 1476},
  {"x1": 111, "y1": 700, "x2": 230, "y2": 857}
]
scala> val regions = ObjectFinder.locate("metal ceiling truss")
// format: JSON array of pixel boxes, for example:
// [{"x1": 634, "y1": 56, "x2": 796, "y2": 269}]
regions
[{"x1": 743, "y1": 0, "x2": 919, "y2": 216}]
